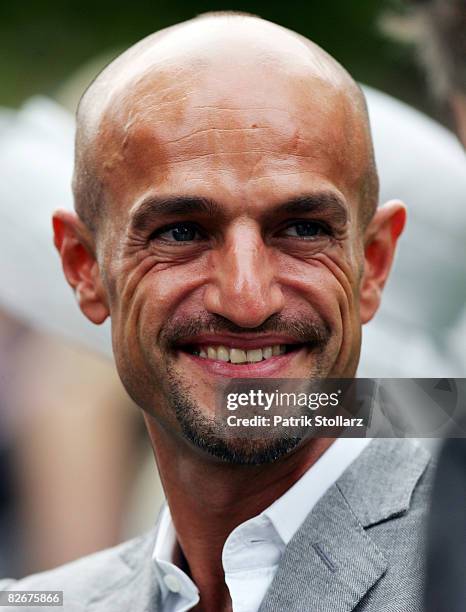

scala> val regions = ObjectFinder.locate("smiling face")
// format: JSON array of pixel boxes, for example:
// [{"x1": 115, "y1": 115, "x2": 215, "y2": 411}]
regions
[{"x1": 55, "y1": 16, "x2": 404, "y2": 463}]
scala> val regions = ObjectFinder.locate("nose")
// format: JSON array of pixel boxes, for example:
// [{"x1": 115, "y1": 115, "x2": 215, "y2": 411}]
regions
[{"x1": 203, "y1": 221, "x2": 285, "y2": 328}]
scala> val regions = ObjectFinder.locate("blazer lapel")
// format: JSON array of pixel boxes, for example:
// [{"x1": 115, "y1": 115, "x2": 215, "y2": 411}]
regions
[
  {"x1": 259, "y1": 439, "x2": 430, "y2": 612},
  {"x1": 259, "y1": 483, "x2": 387, "y2": 612}
]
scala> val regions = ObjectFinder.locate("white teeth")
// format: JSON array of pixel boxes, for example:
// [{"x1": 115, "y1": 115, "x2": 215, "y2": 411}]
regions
[
  {"x1": 246, "y1": 349, "x2": 263, "y2": 363},
  {"x1": 217, "y1": 346, "x2": 229, "y2": 362},
  {"x1": 262, "y1": 346, "x2": 272, "y2": 359},
  {"x1": 230, "y1": 348, "x2": 247, "y2": 363},
  {"x1": 196, "y1": 344, "x2": 288, "y2": 363}
]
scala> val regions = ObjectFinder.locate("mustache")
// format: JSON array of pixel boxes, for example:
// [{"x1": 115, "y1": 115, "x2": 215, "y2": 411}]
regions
[{"x1": 159, "y1": 312, "x2": 331, "y2": 350}]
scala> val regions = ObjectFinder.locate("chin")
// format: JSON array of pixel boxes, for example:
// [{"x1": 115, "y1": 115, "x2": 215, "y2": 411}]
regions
[{"x1": 184, "y1": 428, "x2": 306, "y2": 465}]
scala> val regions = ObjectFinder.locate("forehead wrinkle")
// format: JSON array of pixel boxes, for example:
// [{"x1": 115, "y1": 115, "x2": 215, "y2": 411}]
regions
[
  {"x1": 108, "y1": 88, "x2": 353, "y2": 168},
  {"x1": 81, "y1": 15, "x2": 361, "y2": 153},
  {"x1": 94, "y1": 99, "x2": 367, "y2": 222}
]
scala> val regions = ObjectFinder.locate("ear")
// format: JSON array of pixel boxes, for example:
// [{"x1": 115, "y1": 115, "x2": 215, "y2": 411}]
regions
[
  {"x1": 359, "y1": 200, "x2": 406, "y2": 324},
  {"x1": 52, "y1": 210, "x2": 109, "y2": 324}
]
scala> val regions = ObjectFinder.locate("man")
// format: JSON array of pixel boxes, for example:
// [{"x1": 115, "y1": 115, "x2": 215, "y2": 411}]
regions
[{"x1": 0, "y1": 12, "x2": 433, "y2": 611}]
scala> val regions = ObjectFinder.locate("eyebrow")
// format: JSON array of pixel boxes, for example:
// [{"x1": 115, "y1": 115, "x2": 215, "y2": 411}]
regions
[
  {"x1": 265, "y1": 193, "x2": 348, "y2": 227},
  {"x1": 129, "y1": 191, "x2": 348, "y2": 233},
  {"x1": 129, "y1": 196, "x2": 224, "y2": 233}
]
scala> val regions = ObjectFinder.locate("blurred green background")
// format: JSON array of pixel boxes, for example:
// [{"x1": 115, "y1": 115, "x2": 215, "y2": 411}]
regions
[{"x1": 0, "y1": 0, "x2": 442, "y2": 121}]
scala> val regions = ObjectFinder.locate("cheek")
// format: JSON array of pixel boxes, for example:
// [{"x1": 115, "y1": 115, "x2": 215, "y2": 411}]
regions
[
  {"x1": 106, "y1": 264, "x2": 192, "y2": 416},
  {"x1": 310, "y1": 257, "x2": 362, "y2": 377},
  {"x1": 277, "y1": 249, "x2": 359, "y2": 330},
  {"x1": 120, "y1": 256, "x2": 209, "y2": 350},
  {"x1": 276, "y1": 247, "x2": 362, "y2": 377}
]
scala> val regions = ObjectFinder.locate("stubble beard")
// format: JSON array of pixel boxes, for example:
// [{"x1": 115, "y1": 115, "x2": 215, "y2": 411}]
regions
[
  {"x1": 164, "y1": 357, "x2": 333, "y2": 466},
  {"x1": 156, "y1": 312, "x2": 334, "y2": 465}
]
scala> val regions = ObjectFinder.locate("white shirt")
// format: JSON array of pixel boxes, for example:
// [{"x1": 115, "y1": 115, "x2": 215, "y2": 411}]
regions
[{"x1": 152, "y1": 437, "x2": 371, "y2": 612}]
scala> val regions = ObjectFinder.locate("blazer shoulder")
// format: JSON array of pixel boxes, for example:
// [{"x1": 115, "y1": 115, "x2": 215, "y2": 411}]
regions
[{"x1": 0, "y1": 531, "x2": 154, "y2": 611}]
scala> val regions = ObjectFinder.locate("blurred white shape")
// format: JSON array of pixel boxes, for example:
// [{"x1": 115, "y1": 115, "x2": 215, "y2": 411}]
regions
[
  {"x1": 448, "y1": 308, "x2": 466, "y2": 372},
  {"x1": 0, "y1": 107, "x2": 15, "y2": 135},
  {"x1": 360, "y1": 86, "x2": 466, "y2": 377},
  {"x1": 0, "y1": 97, "x2": 112, "y2": 356}
]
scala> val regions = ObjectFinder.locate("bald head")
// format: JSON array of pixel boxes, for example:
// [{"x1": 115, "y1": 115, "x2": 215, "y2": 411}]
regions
[{"x1": 73, "y1": 12, "x2": 378, "y2": 236}]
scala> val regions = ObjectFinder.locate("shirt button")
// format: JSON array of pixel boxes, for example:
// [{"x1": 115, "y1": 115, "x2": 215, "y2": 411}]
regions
[{"x1": 163, "y1": 573, "x2": 182, "y2": 593}]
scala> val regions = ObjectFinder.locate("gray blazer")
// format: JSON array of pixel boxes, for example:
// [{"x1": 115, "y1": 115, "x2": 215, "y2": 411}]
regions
[{"x1": 0, "y1": 439, "x2": 433, "y2": 611}]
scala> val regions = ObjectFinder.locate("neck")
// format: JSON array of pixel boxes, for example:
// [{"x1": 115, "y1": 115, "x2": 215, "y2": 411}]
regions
[{"x1": 144, "y1": 413, "x2": 334, "y2": 611}]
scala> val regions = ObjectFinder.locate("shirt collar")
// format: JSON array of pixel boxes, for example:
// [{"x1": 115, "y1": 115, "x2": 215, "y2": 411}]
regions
[
  {"x1": 152, "y1": 504, "x2": 200, "y2": 609},
  {"x1": 152, "y1": 437, "x2": 372, "y2": 605}
]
